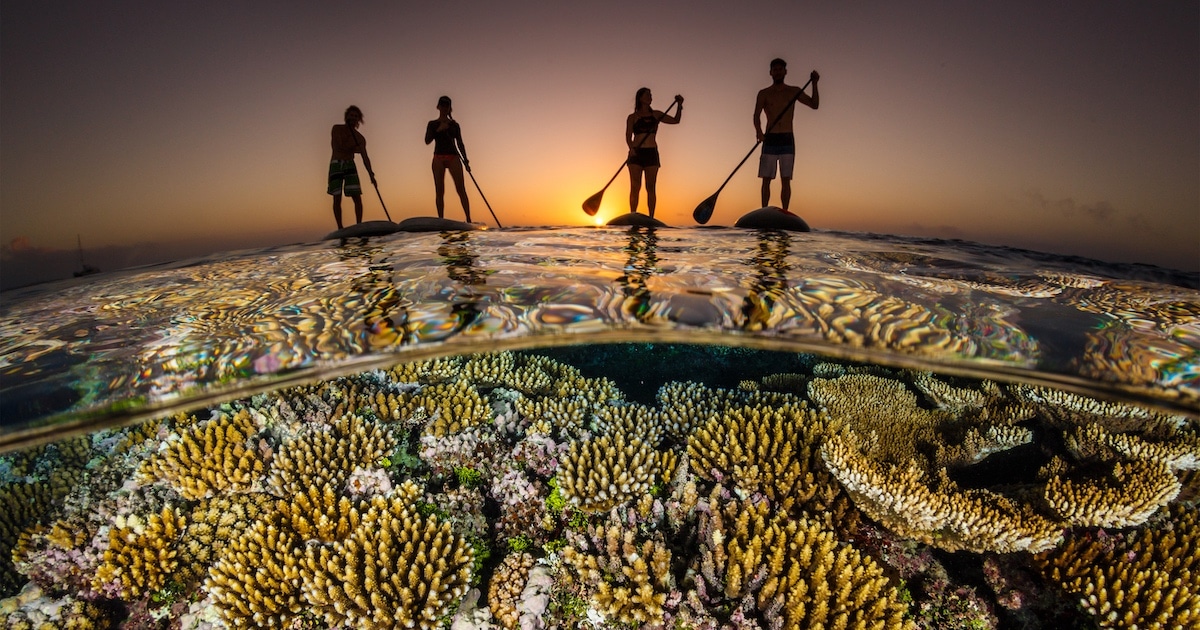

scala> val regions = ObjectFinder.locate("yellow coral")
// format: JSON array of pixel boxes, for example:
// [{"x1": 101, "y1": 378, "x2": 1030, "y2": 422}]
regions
[
  {"x1": 489, "y1": 552, "x2": 536, "y2": 629},
  {"x1": 559, "y1": 523, "x2": 673, "y2": 626},
  {"x1": 699, "y1": 494, "x2": 913, "y2": 629},
  {"x1": 687, "y1": 404, "x2": 840, "y2": 515},
  {"x1": 301, "y1": 493, "x2": 474, "y2": 629},
  {"x1": 409, "y1": 380, "x2": 492, "y2": 437},
  {"x1": 1035, "y1": 504, "x2": 1200, "y2": 629},
  {"x1": 1044, "y1": 460, "x2": 1180, "y2": 528},
  {"x1": 822, "y1": 434, "x2": 1063, "y2": 553},
  {"x1": 268, "y1": 412, "x2": 396, "y2": 496},
  {"x1": 138, "y1": 409, "x2": 265, "y2": 500},
  {"x1": 92, "y1": 507, "x2": 186, "y2": 600},
  {"x1": 809, "y1": 373, "x2": 950, "y2": 464},
  {"x1": 557, "y1": 433, "x2": 675, "y2": 513},
  {"x1": 206, "y1": 509, "x2": 305, "y2": 629}
]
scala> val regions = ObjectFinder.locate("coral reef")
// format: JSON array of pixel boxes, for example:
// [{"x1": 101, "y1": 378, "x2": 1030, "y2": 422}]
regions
[
  {"x1": 2, "y1": 348, "x2": 1196, "y2": 629},
  {"x1": 558, "y1": 520, "x2": 675, "y2": 627},
  {"x1": 687, "y1": 403, "x2": 842, "y2": 517},
  {"x1": 91, "y1": 506, "x2": 186, "y2": 600},
  {"x1": 137, "y1": 409, "x2": 265, "y2": 500},
  {"x1": 556, "y1": 433, "x2": 676, "y2": 513},
  {"x1": 695, "y1": 493, "x2": 914, "y2": 629},
  {"x1": 301, "y1": 493, "x2": 474, "y2": 630},
  {"x1": 822, "y1": 433, "x2": 1063, "y2": 553},
  {"x1": 1034, "y1": 503, "x2": 1200, "y2": 629}
]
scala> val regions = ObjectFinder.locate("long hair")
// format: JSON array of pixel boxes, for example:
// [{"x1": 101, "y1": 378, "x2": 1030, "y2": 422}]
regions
[{"x1": 633, "y1": 87, "x2": 651, "y2": 112}]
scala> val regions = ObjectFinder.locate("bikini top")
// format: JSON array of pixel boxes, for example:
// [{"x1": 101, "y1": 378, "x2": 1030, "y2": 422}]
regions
[{"x1": 632, "y1": 114, "x2": 659, "y2": 135}]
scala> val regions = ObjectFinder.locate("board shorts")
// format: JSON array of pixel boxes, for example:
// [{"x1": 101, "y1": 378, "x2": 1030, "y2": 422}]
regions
[
  {"x1": 627, "y1": 147, "x2": 661, "y2": 168},
  {"x1": 758, "y1": 132, "x2": 795, "y2": 179},
  {"x1": 327, "y1": 159, "x2": 361, "y2": 196}
]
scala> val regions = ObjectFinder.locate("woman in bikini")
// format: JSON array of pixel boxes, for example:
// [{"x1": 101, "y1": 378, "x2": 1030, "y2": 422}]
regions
[
  {"x1": 425, "y1": 95, "x2": 472, "y2": 222},
  {"x1": 626, "y1": 88, "x2": 683, "y2": 218}
]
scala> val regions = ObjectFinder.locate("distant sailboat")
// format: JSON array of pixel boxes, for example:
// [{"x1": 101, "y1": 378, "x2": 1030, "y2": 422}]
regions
[{"x1": 74, "y1": 234, "x2": 100, "y2": 278}]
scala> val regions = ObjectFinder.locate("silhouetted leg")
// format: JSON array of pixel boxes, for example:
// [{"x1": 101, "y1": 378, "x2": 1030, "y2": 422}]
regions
[
  {"x1": 644, "y1": 167, "x2": 659, "y2": 218},
  {"x1": 333, "y1": 194, "x2": 344, "y2": 229},
  {"x1": 449, "y1": 160, "x2": 471, "y2": 223},
  {"x1": 432, "y1": 159, "x2": 447, "y2": 218},
  {"x1": 780, "y1": 178, "x2": 791, "y2": 210},
  {"x1": 761, "y1": 179, "x2": 771, "y2": 207},
  {"x1": 628, "y1": 165, "x2": 643, "y2": 213},
  {"x1": 351, "y1": 195, "x2": 364, "y2": 224}
]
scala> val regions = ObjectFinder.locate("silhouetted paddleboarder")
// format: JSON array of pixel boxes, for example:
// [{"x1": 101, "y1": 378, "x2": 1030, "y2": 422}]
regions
[
  {"x1": 754, "y1": 59, "x2": 819, "y2": 211},
  {"x1": 626, "y1": 88, "x2": 684, "y2": 218},
  {"x1": 426, "y1": 96, "x2": 472, "y2": 223},
  {"x1": 328, "y1": 105, "x2": 376, "y2": 230}
]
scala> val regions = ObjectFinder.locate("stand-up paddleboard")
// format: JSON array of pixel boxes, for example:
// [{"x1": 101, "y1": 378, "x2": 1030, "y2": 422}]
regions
[
  {"x1": 397, "y1": 217, "x2": 486, "y2": 232},
  {"x1": 323, "y1": 220, "x2": 403, "y2": 240},
  {"x1": 734, "y1": 207, "x2": 811, "y2": 232},
  {"x1": 606, "y1": 213, "x2": 669, "y2": 228}
]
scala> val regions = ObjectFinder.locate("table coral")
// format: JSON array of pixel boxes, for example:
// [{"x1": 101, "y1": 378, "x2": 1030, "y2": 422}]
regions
[
  {"x1": 1044, "y1": 460, "x2": 1180, "y2": 528},
  {"x1": 822, "y1": 434, "x2": 1063, "y2": 553},
  {"x1": 808, "y1": 373, "x2": 950, "y2": 465}
]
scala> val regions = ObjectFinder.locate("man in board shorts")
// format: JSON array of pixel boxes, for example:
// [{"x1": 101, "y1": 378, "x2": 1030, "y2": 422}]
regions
[
  {"x1": 754, "y1": 58, "x2": 819, "y2": 212},
  {"x1": 328, "y1": 105, "x2": 376, "y2": 229}
]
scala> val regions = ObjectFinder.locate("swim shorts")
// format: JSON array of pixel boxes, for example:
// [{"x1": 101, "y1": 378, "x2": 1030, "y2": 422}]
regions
[
  {"x1": 758, "y1": 132, "x2": 796, "y2": 179},
  {"x1": 626, "y1": 147, "x2": 661, "y2": 168},
  {"x1": 327, "y1": 159, "x2": 361, "y2": 196}
]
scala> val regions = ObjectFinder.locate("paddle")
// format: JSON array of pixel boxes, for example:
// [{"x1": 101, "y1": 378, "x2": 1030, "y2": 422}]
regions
[
  {"x1": 450, "y1": 115, "x2": 503, "y2": 228},
  {"x1": 582, "y1": 99, "x2": 682, "y2": 217},
  {"x1": 370, "y1": 179, "x2": 393, "y2": 222},
  {"x1": 350, "y1": 128, "x2": 392, "y2": 221},
  {"x1": 692, "y1": 75, "x2": 813, "y2": 225}
]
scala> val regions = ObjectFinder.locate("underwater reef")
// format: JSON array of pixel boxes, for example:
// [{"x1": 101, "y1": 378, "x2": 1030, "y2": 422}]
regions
[{"x1": 0, "y1": 348, "x2": 1197, "y2": 629}]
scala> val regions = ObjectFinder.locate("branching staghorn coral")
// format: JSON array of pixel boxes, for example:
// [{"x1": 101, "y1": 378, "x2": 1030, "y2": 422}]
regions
[
  {"x1": 409, "y1": 380, "x2": 493, "y2": 437},
  {"x1": 559, "y1": 520, "x2": 674, "y2": 627},
  {"x1": 205, "y1": 508, "x2": 306, "y2": 628},
  {"x1": 91, "y1": 506, "x2": 186, "y2": 600},
  {"x1": 687, "y1": 403, "x2": 841, "y2": 517},
  {"x1": 1033, "y1": 503, "x2": 1200, "y2": 629},
  {"x1": 301, "y1": 492, "x2": 474, "y2": 630},
  {"x1": 514, "y1": 394, "x2": 592, "y2": 439},
  {"x1": 695, "y1": 492, "x2": 914, "y2": 629},
  {"x1": 556, "y1": 433, "x2": 676, "y2": 513},
  {"x1": 177, "y1": 492, "x2": 273, "y2": 586},
  {"x1": 822, "y1": 433, "x2": 1063, "y2": 553},
  {"x1": 137, "y1": 409, "x2": 265, "y2": 500},
  {"x1": 267, "y1": 412, "x2": 396, "y2": 496},
  {"x1": 594, "y1": 403, "x2": 665, "y2": 446}
]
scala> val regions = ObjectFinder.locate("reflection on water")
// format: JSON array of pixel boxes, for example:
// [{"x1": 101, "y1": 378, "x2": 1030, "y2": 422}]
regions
[{"x1": 0, "y1": 227, "x2": 1196, "y2": 451}]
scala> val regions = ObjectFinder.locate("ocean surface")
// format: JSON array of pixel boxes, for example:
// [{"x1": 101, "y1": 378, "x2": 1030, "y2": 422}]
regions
[{"x1": 0, "y1": 226, "x2": 1197, "y2": 628}]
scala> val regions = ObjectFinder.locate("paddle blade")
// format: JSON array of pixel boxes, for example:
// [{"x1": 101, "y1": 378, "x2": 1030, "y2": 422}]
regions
[
  {"x1": 582, "y1": 190, "x2": 604, "y2": 216},
  {"x1": 693, "y1": 192, "x2": 719, "y2": 224}
]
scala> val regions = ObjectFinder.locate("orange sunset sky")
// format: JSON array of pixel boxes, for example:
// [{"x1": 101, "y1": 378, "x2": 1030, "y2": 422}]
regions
[{"x1": 1, "y1": 1, "x2": 1197, "y2": 289}]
